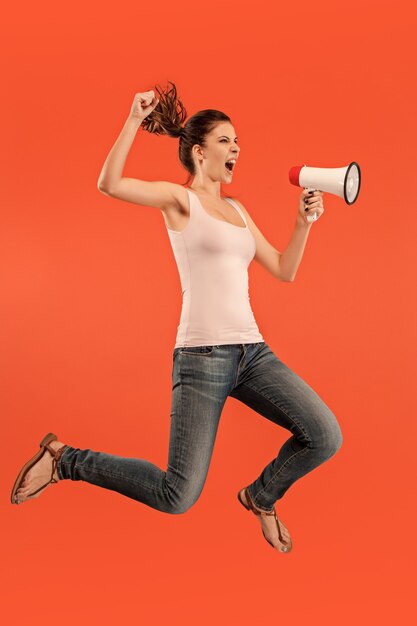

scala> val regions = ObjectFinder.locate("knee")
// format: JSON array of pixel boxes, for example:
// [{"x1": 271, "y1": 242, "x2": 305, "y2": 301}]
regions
[
  {"x1": 313, "y1": 412, "x2": 343, "y2": 460},
  {"x1": 329, "y1": 425, "x2": 343, "y2": 456},
  {"x1": 323, "y1": 416, "x2": 343, "y2": 458},
  {"x1": 165, "y1": 488, "x2": 202, "y2": 515},
  {"x1": 168, "y1": 498, "x2": 197, "y2": 515}
]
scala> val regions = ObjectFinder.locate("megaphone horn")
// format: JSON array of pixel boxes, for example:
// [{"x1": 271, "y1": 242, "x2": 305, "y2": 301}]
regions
[{"x1": 289, "y1": 162, "x2": 361, "y2": 206}]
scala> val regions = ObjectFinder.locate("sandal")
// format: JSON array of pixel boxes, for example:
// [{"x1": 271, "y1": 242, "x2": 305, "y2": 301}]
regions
[
  {"x1": 11, "y1": 432, "x2": 68, "y2": 504},
  {"x1": 237, "y1": 487, "x2": 293, "y2": 553}
]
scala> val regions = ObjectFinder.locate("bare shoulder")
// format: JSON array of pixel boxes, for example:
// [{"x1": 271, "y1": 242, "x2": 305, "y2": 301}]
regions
[
  {"x1": 229, "y1": 197, "x2": 253, "y2": 224},
  {"x1": 99, "y1": 178, "x2": 187, "y2": 212}
]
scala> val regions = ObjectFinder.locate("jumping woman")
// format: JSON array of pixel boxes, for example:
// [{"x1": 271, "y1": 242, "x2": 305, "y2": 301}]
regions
[{"x1": 11, "y1": 81, "x2": 342, "y2": 554}]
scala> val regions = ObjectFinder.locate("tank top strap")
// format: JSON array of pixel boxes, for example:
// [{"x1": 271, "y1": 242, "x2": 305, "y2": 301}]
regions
[
  {"x1": 186, "y1": 188, "x2": 205, "y2": 223},
  {"x1": 224, "y1": 197, "x2": 248, "y2": 227}
]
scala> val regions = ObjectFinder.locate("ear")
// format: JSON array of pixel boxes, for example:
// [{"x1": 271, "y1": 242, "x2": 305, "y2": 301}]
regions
[
  {"x1": 192, "y1": 144, "x2": 204, "y2": 166},
  {"x1": 192, "y1": 144, "x2": 203, "y2": 158}
]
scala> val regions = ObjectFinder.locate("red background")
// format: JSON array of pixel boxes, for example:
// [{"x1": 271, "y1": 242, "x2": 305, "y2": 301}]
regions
[{"x1": 1, "y1": 0, "x2": 416, "y2": 624}]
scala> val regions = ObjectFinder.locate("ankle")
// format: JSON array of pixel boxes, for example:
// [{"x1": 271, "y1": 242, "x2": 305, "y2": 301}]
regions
[
  {"x1": 246, "y1": 489, "x2": 274, "y2": 514},
  {"x1": 48, "y1": 441, "x2": 67, "y2": 481},
  {"x1": 49, "y1": 440, "x2": 66, "y2": 452}
]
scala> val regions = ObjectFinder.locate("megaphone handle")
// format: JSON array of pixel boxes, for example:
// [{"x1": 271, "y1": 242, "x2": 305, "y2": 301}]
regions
[{"x1": 304, "y1": 187, "x2": 318, "y2": 223}]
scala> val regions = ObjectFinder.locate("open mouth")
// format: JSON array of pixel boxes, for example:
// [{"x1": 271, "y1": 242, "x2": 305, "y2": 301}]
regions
[{"x1": 225, "y1": 159, "x2": 236, "y2": 174}]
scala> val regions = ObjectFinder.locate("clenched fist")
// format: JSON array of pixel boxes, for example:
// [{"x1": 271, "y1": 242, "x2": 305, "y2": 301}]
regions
[
  {"x1": 129, "y1": 91, "x2": 160, "y2": 122},
  {"x1": 297, "y1": 188, "x2": 324, "y2": 227}
]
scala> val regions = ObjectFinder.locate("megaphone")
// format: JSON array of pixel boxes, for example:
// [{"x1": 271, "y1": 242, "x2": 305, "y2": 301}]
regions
[{"x1": 289, "y1": 161, "x2": 361, "y2": 223}]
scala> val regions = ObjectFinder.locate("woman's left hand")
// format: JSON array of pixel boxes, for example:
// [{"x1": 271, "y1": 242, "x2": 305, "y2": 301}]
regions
[{"x1": 297, "y1": 188, "x2": 324, "y2": 227}]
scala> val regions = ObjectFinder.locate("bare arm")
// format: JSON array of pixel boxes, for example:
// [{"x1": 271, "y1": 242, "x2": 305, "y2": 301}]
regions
[
  {"x1": 278, "y1": 222, "x2": 312, "y2": 282},
  {"x1": 97, "y1": 92, "x2": 180, "y2": 210},
  {"x1": 97, "y1": 116, "x2": 142, "y2": 193}
]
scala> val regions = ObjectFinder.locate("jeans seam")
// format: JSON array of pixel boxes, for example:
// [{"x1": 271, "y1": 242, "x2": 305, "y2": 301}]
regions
[
  {"x1": 246, "y1": 486, "x2": 274, "y2": 513},
  {"x1": 253, "y1": 446, "x2": 310, "y2": 506},
  {"x1": 59, "y1": 355, "x2": 186, "y2": 501},
  {"x1": 60, "y1": 460, "x2": 166, "y2": 494},
  {"x1": 240, "y1": 381, "x2": 312, "y2": 507},
  {"x1": 241, "y1": 382, "x2": 311, "y2": 442},
  {"x1": 169, "y1": 350, "x2": 185, "y2": 498},
  {"x1": 234, "y1": 345, "x2": 247, "y2": 388}
]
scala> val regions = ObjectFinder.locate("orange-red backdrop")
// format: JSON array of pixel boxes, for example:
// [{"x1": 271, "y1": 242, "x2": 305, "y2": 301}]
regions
[{"x1": 1, "y1": 0, "x2": 416, "y2": 624}]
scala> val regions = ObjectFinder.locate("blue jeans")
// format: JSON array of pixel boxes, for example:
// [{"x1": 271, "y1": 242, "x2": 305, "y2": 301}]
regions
[{"x1": 57, "y1": 342, "x2": 342, "y2": 513}]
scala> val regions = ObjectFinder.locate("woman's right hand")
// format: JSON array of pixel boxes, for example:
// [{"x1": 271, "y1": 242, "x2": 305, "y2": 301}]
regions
[{"x1": 129, "y1": 91, "x2": 160, "y2": 122}]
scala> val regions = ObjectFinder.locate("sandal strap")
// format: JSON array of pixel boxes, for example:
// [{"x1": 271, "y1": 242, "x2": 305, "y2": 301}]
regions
[
  {"x1": 272, "y1": 509, "x2": 284, "y2": 543},
  {"x1": 245, "y1": 488, "x2": 287, "y2": 547},
  {"x1": 26, "y1": 444, "x2": 68, "y2": 498},
  {"x1": 44, "y1": 442, "x2": 67, "y2": 460},
  {"x1": 245, "y1": 488, "x2": 275, "y2": 517},
  {"x1": 245, "y1": 488, "x2": 286, "y2": 544}
]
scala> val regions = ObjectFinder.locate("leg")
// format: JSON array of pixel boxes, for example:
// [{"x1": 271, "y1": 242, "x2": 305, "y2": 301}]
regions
[
  {"x1": 17, "y1": 346, "x2": 230, "y2": 514},
  {"x1": 230, "y1": 342, "x2": 343, "y2": 511}
]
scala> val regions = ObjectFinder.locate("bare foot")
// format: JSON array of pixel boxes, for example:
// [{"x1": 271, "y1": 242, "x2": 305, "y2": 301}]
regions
[
  {"x1": 14, "y1": 440, "x2": 66, "y2": 504},
  {"x1": 239, "y1": 489, "x2": 292, "y2": 553}
]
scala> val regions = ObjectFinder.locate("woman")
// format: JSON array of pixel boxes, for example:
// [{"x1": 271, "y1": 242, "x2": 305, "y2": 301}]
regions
[{"x1": 11, "y1": 81, "x2": 342, "y2": 554}]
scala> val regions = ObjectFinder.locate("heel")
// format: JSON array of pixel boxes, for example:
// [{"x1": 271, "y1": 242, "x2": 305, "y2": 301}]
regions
[
  {"x1": 39, "y1": 432, "x2": 57, "y2": 447},
  {"x1": 237, "y1": 489, "x2": 250, "y2": 511}
]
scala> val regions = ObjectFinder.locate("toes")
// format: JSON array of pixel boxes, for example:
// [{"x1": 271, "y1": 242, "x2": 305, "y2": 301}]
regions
[
  {"x1": 275, "y1": 520, "x2": 291, "y2": 548},
  {"x1": 14, "y1": 491, "x2": 39, "y2": 504}
]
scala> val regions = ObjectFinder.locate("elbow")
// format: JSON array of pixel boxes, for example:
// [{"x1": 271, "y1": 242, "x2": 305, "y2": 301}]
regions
[
  {"x1": 97, "y1": 180, "x2": 112, "y2": 195},
  {"x1": 277, "y1": 264, "x2": 294, "y2": 282},
  {"x1": 276, "y1": 256, "x2": 293, "y2": 282},
  {"x1": 278, "y1": 274, "x2": 294, "y2": 283}
]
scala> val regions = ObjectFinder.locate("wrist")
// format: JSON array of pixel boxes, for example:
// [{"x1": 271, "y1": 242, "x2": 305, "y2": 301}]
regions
[
  {"x1": 126, "y1": 115, "x2": 144, "y2": 128},
  {"x1": 296, "y1": 216, "x2": 312, "y2": 230}
]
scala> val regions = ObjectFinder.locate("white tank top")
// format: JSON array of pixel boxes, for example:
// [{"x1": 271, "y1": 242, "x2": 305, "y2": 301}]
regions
[{"x1": 165, "y1": 188, "x2": 264, "y2": 348}]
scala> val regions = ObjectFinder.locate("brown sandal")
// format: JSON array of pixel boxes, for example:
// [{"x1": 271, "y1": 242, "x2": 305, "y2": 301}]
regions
[
  {"x1": 237, "y1": 487, "x2": 293, "y2": 553},
  {"x1": 11, "y1": 432, "x2": 68, "y2": 504}
]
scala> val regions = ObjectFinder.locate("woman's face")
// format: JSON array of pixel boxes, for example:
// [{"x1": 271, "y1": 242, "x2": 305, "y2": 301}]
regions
[{"x1": 193, "y1": 121, "x2": 240, "y2": 183}]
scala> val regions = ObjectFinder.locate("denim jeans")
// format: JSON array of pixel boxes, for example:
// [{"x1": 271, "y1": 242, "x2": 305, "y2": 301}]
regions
[{"x1": 57, "y1": 342, "x2": 342, "y2": 513}]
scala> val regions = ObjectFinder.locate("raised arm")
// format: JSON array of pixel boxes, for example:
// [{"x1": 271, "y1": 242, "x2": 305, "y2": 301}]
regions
[
  {"x1": 97, "y1": 114, "x2": 141, "y2": 193},
  {"x1": 97, "y1": 91, "x2": 179, "y2": 210}
]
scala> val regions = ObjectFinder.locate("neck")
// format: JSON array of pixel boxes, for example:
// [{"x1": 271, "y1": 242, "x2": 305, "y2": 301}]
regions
[{"x1": 189, "y1": 176, "x2": 223, "y2": 199}]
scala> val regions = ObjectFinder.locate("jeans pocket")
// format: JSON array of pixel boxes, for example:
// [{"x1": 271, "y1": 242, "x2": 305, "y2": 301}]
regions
[{"x1": 180, "y1": 345, "x2": 217, "y2": 356}]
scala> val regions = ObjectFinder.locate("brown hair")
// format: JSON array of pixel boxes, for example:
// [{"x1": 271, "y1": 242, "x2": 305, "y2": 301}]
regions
[{"x1": 141, "y1": 80, "x2": 233, "y2": 188}]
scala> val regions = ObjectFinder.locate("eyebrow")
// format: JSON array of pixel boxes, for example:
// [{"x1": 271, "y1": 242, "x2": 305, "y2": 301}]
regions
[{"x1": 218, "y1": 135, "x2": 238, "y2": 140}]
